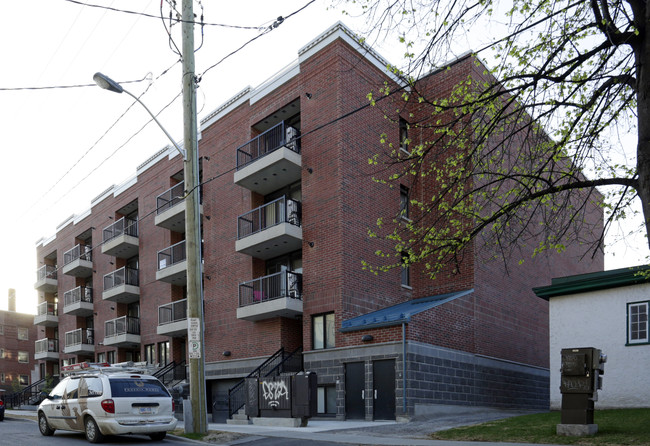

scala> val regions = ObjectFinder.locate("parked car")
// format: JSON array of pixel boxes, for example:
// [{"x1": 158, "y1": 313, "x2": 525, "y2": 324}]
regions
[
  {"x1": 0, "y1": 389, "x2": 5, "y2": 421},
  {"x1": 37, "y1": 362, "x2": 176, "y2": 443}
]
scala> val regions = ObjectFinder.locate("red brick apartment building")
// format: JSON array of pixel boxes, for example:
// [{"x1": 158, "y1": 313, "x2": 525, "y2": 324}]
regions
[
  {"x1": 34, "y1": 22, "x2": 603, "y2": 421},
  {"x1": 1, "y1": 290, "x2": 37, "y2": 392}
]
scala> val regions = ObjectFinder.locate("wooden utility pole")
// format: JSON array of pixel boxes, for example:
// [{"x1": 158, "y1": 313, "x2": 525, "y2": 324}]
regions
[{"x1": 182, "y1": 0, "x2": 207, "y2": 434}]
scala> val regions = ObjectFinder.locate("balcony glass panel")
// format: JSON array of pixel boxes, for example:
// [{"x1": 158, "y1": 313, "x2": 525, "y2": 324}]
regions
[
  {"x1": 64, "y1": 286, "x2": 93, "y2": 307},
  {"x1": 158, "y1": 299, "x2": 188, "y2": 325},
  {"x1": 158, "y1": 240, "x2": 187, "y2": 270},
  {"x1": 37, "y1": 301, "x2": 57, "y2": 316},
  {"x1": 65, "y1": 328, "x2": 94, "y2": 346},
  {"x1": 35, "y1": 338, "x2": 59, "y2": 354},
  {"x1": 104, "y1": 267, "x2": 139, "y2": 291},
  {"x1": 36, "y1": 265, "x2": 57, "y2": 281},
  {"x1": 157, "y1": 181, "x2": 185, "y2": 214},
  {"x1": 102, "y1": 217, "x2": 138, "y2": 243},
  {"x1": 63, "y1": 244, "x2": 92, "y2": 265},
  {"x1": 105, "y1": 316, "x2": 140, "y2": 337},
  {"x1": 238, "y1": 270, "x2": 302, "y2": 307},
  {"x1": 237, "y1": 197, "x2": 302, "y2": 240},
  {"x1": 236, "y1": 122, "x2": 300, "y2": 169}
]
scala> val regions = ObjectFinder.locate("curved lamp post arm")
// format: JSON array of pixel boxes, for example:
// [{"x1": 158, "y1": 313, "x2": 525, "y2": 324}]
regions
[{"x1": 93, "y1": 72, "x2": 186, "y2": 160}]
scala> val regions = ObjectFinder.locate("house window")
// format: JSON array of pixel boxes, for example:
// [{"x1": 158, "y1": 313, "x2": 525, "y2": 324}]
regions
[
  {"x1": 0, "y1": 348, "x2": 4, "y2": 359},
  {"x1": 97, "y1": 352, "x2": 106, "y2": 363},
  {"x1": 401, "y1": 252, "x2": 410, "y2": 287},
  {"x1": 17, "y1": 327, "x2": 29, "y2": 340},
  {"x1": 628, "y1": 301, "x2": 649, "y2": 345},
  {"x1": 313, "y1": 313, "x2": 335, "y2": 350},
  {"x1": 400, "y1": 185, "x2": 410, "y2": 220},
  {"x1": 399, "y1": 118, "x2": 410, "y2": 154},
  {"x1": 19, "y1": 375, "x2": 29, "y2": 386},
  {"x1": 107, "y1": 350, "x2": 116, "y2": 364},
  {"x1": 0, "y1": 372, "x2": 4, "y2": 383},
  {"x1": 0, "y1": 324, "x2": 4, "y2": 335},
  {"x1": 317, "y1": 386, "x2": 337, "y2": 416},
  {"x1": 158, "y1": 341, "x2": 170, "y2": 365},
  {"x1": 18, "y1": 351, "x2": 29, "y2": 363},
  {"x1": 145, "y1": 344, "x2": 155, "y2": 365}
]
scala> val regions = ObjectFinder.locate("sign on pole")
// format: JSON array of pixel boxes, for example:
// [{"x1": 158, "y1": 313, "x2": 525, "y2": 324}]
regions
[
  {"x1": 189, "y1": 340, "x2": 201, "y2": 359},
  {"x1": 188, "y1": 317, "x2": 201, "y2": 341}
]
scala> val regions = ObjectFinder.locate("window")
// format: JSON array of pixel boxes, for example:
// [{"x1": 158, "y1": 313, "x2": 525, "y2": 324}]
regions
[
  {"x1": 317, "y1": 386, "x2": 337, "y2": 415},
  {"x1": 107, "y1": 350, "x2": 116, "y2": 364},
  {"x1": 158, "y1": 341, "x2": 170, "y2": 365},
  {"x1": 313, "y1": 313, "x2": 335, "y2": 350},
  {"x1": 145, "y1": 344, "x2": 155, "y2": 365},
  {"x1": 0, "y1": 324, "x2": 4, "y2": 335},
  {"x1": 628, "y1": 301, "x2": 649, "y2": 345},
  {"x1": 18, "y1": 351, "x2": 29, "y2": 363},
  {"x1": 97, "y1": 352, "x2": 106, "y2": 363},
  {"x1": 0, "y1": 348, "x2": 4, "y2": 359},
  {"x1": 17, "y1": 327, "x2": 29, "y2": 340},
  {"x1": 19, "y1": 375, "x2": 29, "y2": 386},
  {"x1": 399, "y1": 118, "x2": 410, "y2": 154},
  {"x1": 400, "y1": 185, "x2": 410, "y2": 220},
  {"x1": 401, "y1": 252, "x2": 411, "y2": 287},
  {"x1": 1, "y1": 372, "x2": 5, "y2": 383}
]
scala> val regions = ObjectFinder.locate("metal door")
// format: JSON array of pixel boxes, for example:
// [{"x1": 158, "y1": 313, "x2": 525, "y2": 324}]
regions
[
  {"x1": 345, "y1": 362, "x2": 365, "y2": 419},
  {"x1": 373, "y1": 359, "x2": 396, "y2": 420}
]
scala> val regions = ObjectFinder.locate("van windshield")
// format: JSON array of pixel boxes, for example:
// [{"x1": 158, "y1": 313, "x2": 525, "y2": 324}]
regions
[{"x1": 109, "y1": 379, "x2": 170, "y2": 398}]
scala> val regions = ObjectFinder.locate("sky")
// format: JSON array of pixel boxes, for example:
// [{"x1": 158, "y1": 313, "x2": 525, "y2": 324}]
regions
[{"x1": 0, "y1": 0, "x2": 647, "y2": 314}]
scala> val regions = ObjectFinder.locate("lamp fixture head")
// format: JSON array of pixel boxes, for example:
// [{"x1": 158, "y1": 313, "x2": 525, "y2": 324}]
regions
[{"x1": 93, "y1": 72, "x2": 124, "y2": 94}]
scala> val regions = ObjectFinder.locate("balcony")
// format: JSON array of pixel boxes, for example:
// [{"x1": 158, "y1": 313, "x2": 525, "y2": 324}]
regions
[
  {"x1": 34, "y1": 301, "x2": 58, "y2": 327},
  {"x1": 63, "y1": 286, "x2": 94, "y2": 316},
  {"x1": 104, "y1": 316, "x2": 141, "y2": 347},
  {"x1": 103, "y1": 267, "x2": 140, "y2": 304},
  {"x1": 34, "y1": 265, "x2": 57, "y2": 293},
  {"x1": 234, "y1": 122, "x2": 302, "y2": 195},
  {"x1": 62, "y1": 244, "x2": 93, "y2": 278},
  {"x1": 237, "y1": 270, "x2": 303, "y2": 321},
  {"x1": 156, "y1": 240, "x2": 187, "y2": 285},
  {"x1": 64, "y1": 328, "x2": 95, "y2": 355},
  {"x1": 154, "y1": 181, "x2": 204, "y2": 232},
  {"x1": 236, "y1": 197, "x2": 302, "y2": 260},
  {"x1": 157, "y1": 298, "x2": 188, "y2": 337},
  {"x1": 101, "y1": 217, "x2": 139, "y2": 258},
  {"x1": 35, "y1": 338, "x2": 59, "y2": 361}
]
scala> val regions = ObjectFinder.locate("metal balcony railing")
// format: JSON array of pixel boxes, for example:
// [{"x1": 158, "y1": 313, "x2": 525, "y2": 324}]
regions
[
  {"x1": 156, "y1": 181, "x2": 185, "y2": 214},
  {"x1": 158, "y1": 298, "x2": 188, "y2": 325},
  {"x1": 103, "y1": 267, "x2": 139, "y2": 291},
  {"x1": 37, "y1": 301, "x2": 57, "y2": 316},
  {"x1": 158, "y1": 240, "x2": 187, "y2": 270},
  {"x1": 65, "y1": 328, "x2": 94, "y2": 346},
  {"x1": 63, "y1": 286, "x2": 93, "y2": 307},
  {"x1": 105, "y1": 316, "x2": 140, "y2": 338},
  {"x1": 36, "y1": 265, "x2": 57, "y2": 281},
  {"x1": 63, "y1": 243, "x2": 92, "y2": 265},
  {"x1": 238, "y1": 270, "x2": 303, "y2": 307},
  {"x1": 102, "y1": 216, "x2": 138, "y2": 243},
  {"x1": 237, "y1": 196, "x2": 302, "y2": 240},
  {"x1": 236, "y1": 122, "x2": 300, "y2": 169},
  {"x1": 35, "y1": 338, "x2": 59, "y2": 354}
]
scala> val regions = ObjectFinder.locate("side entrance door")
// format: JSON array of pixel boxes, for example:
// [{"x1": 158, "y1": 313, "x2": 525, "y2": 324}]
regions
[
  {"x1": 373, "y1": 359, "x2": 396, "y2": 420},
  {"x1": 345, "y1": 362, "x2": 365, "y2": 419}
]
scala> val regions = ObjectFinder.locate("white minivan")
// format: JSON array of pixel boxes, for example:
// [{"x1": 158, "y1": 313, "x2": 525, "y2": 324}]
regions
[{"x1": 38, "y1": 362, "x2": 177, "y2": 443}]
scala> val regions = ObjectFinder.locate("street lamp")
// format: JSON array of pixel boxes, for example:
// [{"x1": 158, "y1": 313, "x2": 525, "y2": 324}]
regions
[
  {"x1": 93, "y1": 70, "x2": 207, "y2": 433},
  {"x1": 93, "y1": 72, "x2": 186, "y2": 160}
]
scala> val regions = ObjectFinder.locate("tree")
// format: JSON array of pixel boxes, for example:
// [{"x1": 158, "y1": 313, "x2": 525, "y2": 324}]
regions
[{"x1": 341, "y1": 0, "x2": 646, "y2": 277}]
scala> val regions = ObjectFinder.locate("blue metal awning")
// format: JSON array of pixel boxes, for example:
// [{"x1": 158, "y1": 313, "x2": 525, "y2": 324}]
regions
[{"x1": 340, "y1": 289, "x2": 473, "y2": 332}]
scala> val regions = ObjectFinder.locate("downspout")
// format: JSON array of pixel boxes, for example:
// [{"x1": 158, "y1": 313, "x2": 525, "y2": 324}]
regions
[{"x1": 402, "y1": 321, "x2": 407, "y2": 415}]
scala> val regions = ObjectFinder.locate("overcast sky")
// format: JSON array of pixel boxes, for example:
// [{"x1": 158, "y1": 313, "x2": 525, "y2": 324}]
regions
[{"x1": 0, "y1": 0, "x2": 646, "y2": 314}]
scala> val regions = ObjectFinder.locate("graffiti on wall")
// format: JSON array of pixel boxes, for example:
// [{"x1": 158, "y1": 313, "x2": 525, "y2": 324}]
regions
[{"x1": 261, "y1": 379, "x2": 289, "y2": 408}]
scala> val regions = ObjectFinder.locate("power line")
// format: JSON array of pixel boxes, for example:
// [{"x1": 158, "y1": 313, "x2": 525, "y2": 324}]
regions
[
  {"x1": 0, "y1": 77, "x2": 146, "y2": 91},
  {"x1": 62, "y1": 0, "x2": 262, "y2": 30}
]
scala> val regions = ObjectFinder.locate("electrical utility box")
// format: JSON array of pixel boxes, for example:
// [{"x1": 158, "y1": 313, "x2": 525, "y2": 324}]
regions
[{"x1": 559, "y1": 347, "x2": 606, "y2": 425}]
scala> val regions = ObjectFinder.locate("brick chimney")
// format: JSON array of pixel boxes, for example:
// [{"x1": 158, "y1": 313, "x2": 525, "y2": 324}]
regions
[{"x1": 8, "y1": 288, "x2": 16, "y2": 312}]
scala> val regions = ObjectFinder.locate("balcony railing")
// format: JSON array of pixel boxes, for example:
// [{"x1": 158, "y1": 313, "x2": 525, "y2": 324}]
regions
[
  {"x1": 158, "y1": 240, "x2": 187, "y2": 270},
  {"x1": 36, "y1": 265, "x2": 57, "y2": 281},
  {"x1": 37, "y1": 301, "x2": 57, "y2": 316},
  {"x1": 63, "y1": 244, "x2": 92, "y2": 265},
  {"x1": 157, "y1": 181, "x2": 185, "y2": 214},
  {"x1": 35, "y1": 338, "x2": 59, "y2": 354},
  {"x1": 158, "y1": 299, "x2": 188, "y2": 325},
  {"x1": 102, "y1": 217, "x2": 138, "y2": 243},
  {"x1": 237, "y1": 197, "x2": 302, "y2": 240},
  {"x1": 65, "y1": 328, "x2": 94, "y2": 347},
  {"x1": 104, "y1": 267, "x2": 139, "y2": 291},
  {"x1": 236, "y1": 122, "x2": 300, "y2": 169},
  {"x1": 64, "y1": 286, "x2": 93, "y2": 307},
  {"x1": 105, "y1": 316, "x2": 140, "y2": 338},
  {"x1": 238, "y1": 270, "x2": 303, "y2": 307}
]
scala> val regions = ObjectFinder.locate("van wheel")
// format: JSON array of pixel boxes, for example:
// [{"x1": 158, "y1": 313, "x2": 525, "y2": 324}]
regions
[
  {"x1": 84, "y1": 417, "x2": 105, "y2": 443},
  {"x1": 38, "y1": 412, "x2": 55, "y2": 436},
  {"x1": 149, "y1": 431, "x2": 166, "y2": 441}
]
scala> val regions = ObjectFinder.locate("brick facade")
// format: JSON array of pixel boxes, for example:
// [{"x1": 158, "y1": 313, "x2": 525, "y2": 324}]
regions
[
  {"x1": 34, "y1": 23, "x2": 603, "y2": 420},
  {"x1": 0, "y1": 308, "x2": 37, "y2": 392}
]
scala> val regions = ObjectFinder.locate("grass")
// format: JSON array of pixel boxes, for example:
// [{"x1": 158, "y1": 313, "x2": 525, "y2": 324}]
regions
[{"x1": 429, "y1": 409, "x2": 650, "y2": 445}]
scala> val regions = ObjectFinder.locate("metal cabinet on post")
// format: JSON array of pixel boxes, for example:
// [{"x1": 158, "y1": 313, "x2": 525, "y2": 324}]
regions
[{"x1": 559, "y1": 347, "x2": 606, "y2": 425}]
